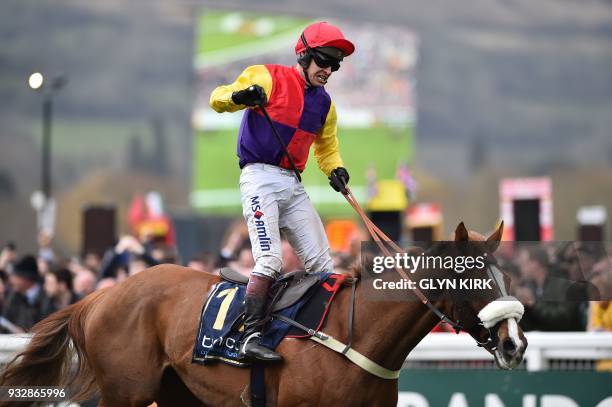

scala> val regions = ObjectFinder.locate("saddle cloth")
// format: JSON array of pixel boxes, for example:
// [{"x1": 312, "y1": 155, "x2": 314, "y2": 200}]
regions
[{"x1": 191, "y1": 272, "x2": 347, "y2": 367}]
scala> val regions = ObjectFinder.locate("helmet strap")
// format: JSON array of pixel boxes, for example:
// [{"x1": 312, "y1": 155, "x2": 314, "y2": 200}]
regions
[{"x1": 297, "y1": 32, "x2": 313, "y2": 86}]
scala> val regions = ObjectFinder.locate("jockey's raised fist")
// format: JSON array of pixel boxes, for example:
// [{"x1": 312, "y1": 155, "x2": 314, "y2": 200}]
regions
[{"x1": 232, "y1": 85, "x2": 267, "y2": 107}]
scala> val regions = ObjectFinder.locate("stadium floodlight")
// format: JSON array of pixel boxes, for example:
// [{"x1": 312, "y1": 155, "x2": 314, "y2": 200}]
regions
[{"x1": 28, "y1": 72, "x2": 44, "y2": 90}]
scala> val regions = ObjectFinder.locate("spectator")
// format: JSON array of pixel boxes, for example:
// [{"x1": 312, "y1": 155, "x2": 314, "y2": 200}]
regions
[
  {"x1": 100, "y1": 235, "x2": 158, "y2": 279},
  {"x1": 0, "y1": 270, "x2": 8, "y2": 314},
  {"x1": 37, "y1": 231, "x2": 55, "y2": 264},
  {"x1": 149, "y1": 243, "x2": 178, "y2": 264},
  {"x1": 589, "y1": 300, "x2": 612, "y2": 333},
  {"x1": 37, "y1": 257, "x2": 51, "y2": 276},
  {"x1": 96, "y1": 278, "x2": 117, "y2": 290},
  {"x1": 228, "y1": 241, "x2": 255, "y2": 278},
  {"x1": 215, "y1": 221, "x2": 250, "y2": 268},
  {"x1": 514, "y1": 247, "x2": 584, "y2": 331},
  {"x1": 2, "y1": 255, "x2": 46, "y2": 332},
  {"x1": 588, "y1": 268, "x2": 612, "y2": 371},
  {"x1": 128, "y1": 254, "x2": 149, "y2": 276},
  {"x1": 83, "y1": 251, "x2": 102, "y2": 274},
  {"x1": 74, "y1": 269, "x2": 97, "y2": 297},
  {"x1": 42, "y1": 267, "x2": 80, "y2": 317},
  {"x1": 0, "y1": 242, "x2": 17, "y2": 272},
  {"x1": 281, "y1": 240, "x2": 303, "y2": 274},
  {"x1": 187, "y1": 253, "x2": 215, "y2": 273}
]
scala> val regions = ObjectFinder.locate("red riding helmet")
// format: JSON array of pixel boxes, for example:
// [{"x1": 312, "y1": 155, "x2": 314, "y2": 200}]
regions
[{"x1": 294, "y1": 22, "x2": 355, "y2": 57}]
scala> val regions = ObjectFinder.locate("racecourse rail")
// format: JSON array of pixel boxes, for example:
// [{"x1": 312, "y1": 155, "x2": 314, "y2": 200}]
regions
[{"x1": 1, "y1": 332, "x2": 611, "y2": 372}]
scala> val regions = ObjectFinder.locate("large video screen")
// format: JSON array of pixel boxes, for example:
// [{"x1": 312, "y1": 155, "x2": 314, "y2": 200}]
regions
[{"x1": 191, "y1": 11, "x2": 417, "y2": 216}]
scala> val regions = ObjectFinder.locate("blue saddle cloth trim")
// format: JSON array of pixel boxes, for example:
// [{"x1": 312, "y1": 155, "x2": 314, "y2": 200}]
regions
[{"x1": 192, "y1": 272, "x2": 333, "y2": 367}]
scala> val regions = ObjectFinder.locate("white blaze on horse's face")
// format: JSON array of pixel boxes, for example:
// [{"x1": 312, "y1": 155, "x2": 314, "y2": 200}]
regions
[
  {"x1": 477, "y1": 266, "x2": 528, "y2": 370},
  {"x1": 489, "y1": 266, "x2": 527, "y2": 370},
  {"x1": 493, "y1": 316, "x2": 527, "y2": 370}
]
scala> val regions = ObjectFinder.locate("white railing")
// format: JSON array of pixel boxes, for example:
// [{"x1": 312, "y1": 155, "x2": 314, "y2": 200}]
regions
[
  {"x1": 407, "y1": 332, "x2": 612, "y2": 371},
  {"x1": 1, "y1": 332, "x2": 612, "y2": 372},
  {"x1": 0, "y1": 335, "x2": 31, "y2": 364}
]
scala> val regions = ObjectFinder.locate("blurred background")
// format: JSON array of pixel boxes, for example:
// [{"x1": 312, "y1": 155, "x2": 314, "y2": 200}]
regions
[
  {"x1": 2, "y1": 0, "x2": 611, "y2": 257},
  {"x1": 1, "y1": 0, "x2": 612, "y2": 404}
]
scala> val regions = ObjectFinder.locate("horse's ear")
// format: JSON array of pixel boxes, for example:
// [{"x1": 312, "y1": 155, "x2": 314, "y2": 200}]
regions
[
  {"x1": 486, "y1": 221, "x2": 504, "y2": 252},
  {"x1": 454, "y1": 222, "x2": 469, "y2": 242}
]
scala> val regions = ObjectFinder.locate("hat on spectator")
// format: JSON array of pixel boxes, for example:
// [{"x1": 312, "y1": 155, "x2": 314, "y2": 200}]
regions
[{"x1": 12, "y1": 255, "x2": 39, "y2": 282}]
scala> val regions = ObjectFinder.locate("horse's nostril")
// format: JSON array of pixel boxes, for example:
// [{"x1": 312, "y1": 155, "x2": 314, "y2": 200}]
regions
[{"x1": 502, "y1": 338, "x2": 517, "y2": 354}]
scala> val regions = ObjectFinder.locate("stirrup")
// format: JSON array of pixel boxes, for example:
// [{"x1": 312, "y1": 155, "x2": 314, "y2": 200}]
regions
[
  {"x1": 240, "y1": 332, "x2": 261, "y2": 355},
  {"x1": 240, "y1": 333, "x2": 283, "y2": 362}
]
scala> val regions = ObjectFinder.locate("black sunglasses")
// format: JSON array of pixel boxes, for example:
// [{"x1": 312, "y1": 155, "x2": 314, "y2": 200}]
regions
[
  {"x1": 311, "y1": 49, "x2": 341, "y2": 72},
  {"x1": 300, "y1": 33, "x2": 342, "y2": 72}
]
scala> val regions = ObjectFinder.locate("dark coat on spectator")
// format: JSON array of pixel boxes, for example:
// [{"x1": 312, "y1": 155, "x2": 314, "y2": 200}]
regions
[
  {"x1": 2, "y1": 287, "x2": 47, "y2": 332},
  {"x1": 520, "y1": 276, "x2": 586, "y2": 331},
  {"x1": 40, "y1": 292, "x2": 81, "y2": 318}
]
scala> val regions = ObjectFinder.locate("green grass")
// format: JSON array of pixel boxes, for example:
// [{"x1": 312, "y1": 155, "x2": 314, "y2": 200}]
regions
[
  {"x1": 197, "y1": 11, "x2": 310, "y2": 56},
  {"x1": 192, "y1": 125, "x2": 413, "y2": 216}
]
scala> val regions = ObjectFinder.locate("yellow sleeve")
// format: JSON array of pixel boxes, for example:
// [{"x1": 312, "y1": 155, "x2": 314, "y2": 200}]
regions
[
  {"x1": 314, "y1": 100, "x2": 344, "y2": 177},
  {"x1": 209, "y1": 65, "x2": 273, "y2": 113}
]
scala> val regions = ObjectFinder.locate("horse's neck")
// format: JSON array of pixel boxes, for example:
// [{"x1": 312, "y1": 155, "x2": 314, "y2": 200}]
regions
[{"x1": 350, "y1": 272, "x2": 449, "y2": 371}]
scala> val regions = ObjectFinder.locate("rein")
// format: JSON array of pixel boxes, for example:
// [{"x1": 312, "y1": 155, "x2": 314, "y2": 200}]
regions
[
  {"x1": 343, "y1": 186, "x2": 510, "y2": 352},
  {"x1": 342, "y1": 186, "x2": 465, "y2": 333}
]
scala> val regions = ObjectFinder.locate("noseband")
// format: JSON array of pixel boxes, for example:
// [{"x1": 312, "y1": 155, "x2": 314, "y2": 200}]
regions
[{"x1": 447, "y1": 264, "x2": 525, "y2": 352}]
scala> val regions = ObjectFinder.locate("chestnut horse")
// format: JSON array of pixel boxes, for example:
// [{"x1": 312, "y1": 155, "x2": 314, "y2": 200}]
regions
[{"x1": 0, "y1": 222, "x2": 526, "y2": 406}]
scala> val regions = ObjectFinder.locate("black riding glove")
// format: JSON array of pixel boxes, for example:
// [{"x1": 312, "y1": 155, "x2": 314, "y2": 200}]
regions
[
  {"x1": 329, "y1": 167, "x2": 350, "y2": 195},
  {"x1": 231, "y1": 85, "x2": 267, "y2": 107}
]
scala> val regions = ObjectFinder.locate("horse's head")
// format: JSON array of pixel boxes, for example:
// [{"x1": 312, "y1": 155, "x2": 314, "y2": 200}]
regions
[{"x1": 448, "y1": 221, "x2": 527, "y2": 370}]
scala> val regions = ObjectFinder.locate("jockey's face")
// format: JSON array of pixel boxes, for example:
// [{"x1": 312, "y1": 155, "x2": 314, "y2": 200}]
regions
[{"x1": 305, "y1": 59, "x2": 334, "y2": 87}]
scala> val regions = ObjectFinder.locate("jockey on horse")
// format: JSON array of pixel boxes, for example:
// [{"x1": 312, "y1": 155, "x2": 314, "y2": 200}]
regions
[{"x1": 209, "y1": 22, "x2": 355, "y2": 363}]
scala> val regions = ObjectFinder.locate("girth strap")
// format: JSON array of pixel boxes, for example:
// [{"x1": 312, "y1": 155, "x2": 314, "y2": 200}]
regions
[
  {"x1": 272, "y1": 314, "x2": 400, "y2": 380},
  {"x1": 310, "y1": 332, "x2": 401, "y2": 380}
]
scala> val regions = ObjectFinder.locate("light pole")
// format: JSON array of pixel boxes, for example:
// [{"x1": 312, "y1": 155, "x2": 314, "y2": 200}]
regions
[{"x1": 28, "y1": 72, "x2": 67, "y2": 235}]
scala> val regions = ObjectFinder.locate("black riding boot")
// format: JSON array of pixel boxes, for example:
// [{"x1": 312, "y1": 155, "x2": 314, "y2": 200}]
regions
[{"x1": 240, "y1": 275, "x2": 283, "y2": 363}]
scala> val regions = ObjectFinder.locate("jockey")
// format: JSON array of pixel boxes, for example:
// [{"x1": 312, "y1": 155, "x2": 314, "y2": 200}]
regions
[{"x1": 209, "y1": 21, "x2": 354, "y2": 363}]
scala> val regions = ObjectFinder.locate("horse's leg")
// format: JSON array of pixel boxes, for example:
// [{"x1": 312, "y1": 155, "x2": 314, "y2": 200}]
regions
[
  {"x1": 168, "y1": 357, "x2": 250, "y2": 406},
  {"x1": 156, "y1": 275, "x2": 250, "y2": 405},
  {"x1": 162, "y1": 318, "x2": 254, "y2": 405},
  {"x1": 85, "y1": 267, "x2": 227, "y2": 406},
  {"x1": 155, "y1": 367, "x2": 206, "y2": 407}
]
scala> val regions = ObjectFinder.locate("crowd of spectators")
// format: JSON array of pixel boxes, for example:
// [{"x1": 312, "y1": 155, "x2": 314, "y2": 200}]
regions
[
  {"x1": 0, "y1": 229, "x2": 187, "y2": 333},
  {"x1": 418, "y1": 240, "x2": 611, "y2": 338},
  {"x1": 0, "y1": 223, "x2": 609, "y2": 342},
  {"x1": 499, "y1": 242, "x2": 611, "y2": 333},
  {"x1": 0, "y1": 219, "x2": 364, "y2": 335}
]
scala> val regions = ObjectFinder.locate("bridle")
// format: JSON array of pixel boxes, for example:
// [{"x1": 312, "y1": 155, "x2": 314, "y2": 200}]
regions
[{"x1": 341, "y1": 186, "x2": 505, "y2": 352}]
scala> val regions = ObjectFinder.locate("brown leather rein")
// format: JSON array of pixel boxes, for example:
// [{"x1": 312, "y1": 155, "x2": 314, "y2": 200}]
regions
[
  {"x1": 343, "y1": 187, "x2": 502, "y2": 352},
  {"x1": 341, "y1": 186, "x2": 468, "y2": 334}
]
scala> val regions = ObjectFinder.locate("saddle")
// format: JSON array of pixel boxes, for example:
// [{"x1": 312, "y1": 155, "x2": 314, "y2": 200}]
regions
[{"x1": 219, "y1": 267, "x2": 321, "y2": 312}]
